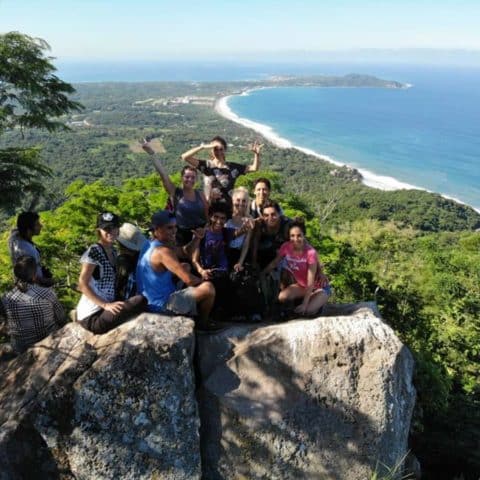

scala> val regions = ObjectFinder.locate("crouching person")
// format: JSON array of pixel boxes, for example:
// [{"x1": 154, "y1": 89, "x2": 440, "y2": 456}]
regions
[
  {"x1": 136, "y1": 210, "x2": 215, "y2": 330},
  {"x1": 263, "y1": 219, "x2": 331, "y2": 318},
  {"x1": 77, "y1": 212, "x2": 147, "y2": 334},
  {"x1": 1, "y1": 256, "x2": 65, "y2": 354}
]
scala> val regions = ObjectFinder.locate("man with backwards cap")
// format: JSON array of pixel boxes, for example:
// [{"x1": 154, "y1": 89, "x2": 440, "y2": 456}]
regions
[{"x1": 136, "y1": 210, "x2": 215, "y2": 329}]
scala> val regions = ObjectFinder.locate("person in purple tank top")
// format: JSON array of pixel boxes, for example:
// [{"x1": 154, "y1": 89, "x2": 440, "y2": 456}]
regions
[{"x1": 142, "y1": 140, "x2": 208, "y2": 246}]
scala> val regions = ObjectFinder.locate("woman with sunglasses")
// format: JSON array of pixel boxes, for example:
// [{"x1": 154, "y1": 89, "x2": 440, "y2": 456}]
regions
[
  {"x1": 142, "y1": 140, "x2": 208, "y2": 246},
  {"x1": 76, "y1": 212, "x2": 147, "y2": 334},
  {"x1": 181, "y1": 136, "x2": 263, "y2": 213}
]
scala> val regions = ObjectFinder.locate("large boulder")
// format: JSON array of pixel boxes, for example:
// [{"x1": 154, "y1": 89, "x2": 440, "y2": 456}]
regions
[
  {"x1": 197, "y1": 303, "x2": 416, "y2": 480},
  {"x1": 0, "y1": 314, "x2": 200, "y2": 480}
]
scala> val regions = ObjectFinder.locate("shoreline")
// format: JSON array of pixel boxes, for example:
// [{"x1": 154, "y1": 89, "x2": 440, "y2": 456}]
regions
[{"x1": 215, "y1": 90, "x2": 480, "y2": 213}]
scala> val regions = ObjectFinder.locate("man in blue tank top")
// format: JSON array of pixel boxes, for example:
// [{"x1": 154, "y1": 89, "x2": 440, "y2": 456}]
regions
[{"x1": 136, "y1": 210, "x2": 215, "y2": 329}]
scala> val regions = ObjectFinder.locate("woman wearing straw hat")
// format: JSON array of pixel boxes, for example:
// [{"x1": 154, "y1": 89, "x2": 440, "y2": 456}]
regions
[{"x1": 116, "y1": 222, "x2": 148, "y2": 301}]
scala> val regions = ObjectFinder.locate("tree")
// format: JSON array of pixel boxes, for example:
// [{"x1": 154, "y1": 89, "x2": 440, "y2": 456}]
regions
[{"x1": 0, "y1": 31, "x2": 83, "y2": 212}]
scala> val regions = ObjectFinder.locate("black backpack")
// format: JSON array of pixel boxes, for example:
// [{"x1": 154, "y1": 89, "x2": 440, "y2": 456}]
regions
[{"x1": 229, "y1": 265, "x2": 264, "y2": 316}]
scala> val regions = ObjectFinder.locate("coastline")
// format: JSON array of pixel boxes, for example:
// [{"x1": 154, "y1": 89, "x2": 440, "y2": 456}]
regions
[{"x1": 215, "y1": 90, "x2": 479, "y2": 212}]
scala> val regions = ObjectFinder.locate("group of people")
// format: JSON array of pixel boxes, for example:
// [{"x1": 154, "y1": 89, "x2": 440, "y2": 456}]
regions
[{"x1": 0, "y1": 136, "x2": 331, "y2": 353}]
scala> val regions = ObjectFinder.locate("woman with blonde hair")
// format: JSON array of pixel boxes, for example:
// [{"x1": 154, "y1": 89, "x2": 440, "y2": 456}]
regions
[{"x1": 226, "y1": 186, "x2": 254, "y2": 271}]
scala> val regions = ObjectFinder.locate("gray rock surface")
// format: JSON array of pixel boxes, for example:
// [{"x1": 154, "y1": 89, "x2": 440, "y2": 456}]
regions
[
  {"x1": 197, "y1": 303, "x2": 416, "y2": 480},
  {"x1": 0, "y1": 314, "x2": 200, "y2": 480}
]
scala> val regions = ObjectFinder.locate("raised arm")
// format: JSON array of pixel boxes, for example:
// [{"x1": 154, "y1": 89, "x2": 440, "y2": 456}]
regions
[
  {"x1": 199, "y1": 190, "x2": 210, "y2": 219},
  {"x1": 245, "y1": 141, "x2": 263, "y2": 173},
  {"x1": 181, "y1": 141, "x2": 217, "y2": 168},
  {"x1": 142, "y1": 143, "x2": 176, "y2": 198}
]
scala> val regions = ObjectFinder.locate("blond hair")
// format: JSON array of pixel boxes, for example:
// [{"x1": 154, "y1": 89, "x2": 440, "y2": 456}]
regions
[{"x1": 232, "y1": 186, "x2": 250, "y2": 201}]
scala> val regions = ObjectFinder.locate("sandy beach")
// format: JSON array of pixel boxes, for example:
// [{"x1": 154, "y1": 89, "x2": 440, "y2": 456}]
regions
[{"x1": 214, "y1": 90, "x2": 478, "y2": 212}]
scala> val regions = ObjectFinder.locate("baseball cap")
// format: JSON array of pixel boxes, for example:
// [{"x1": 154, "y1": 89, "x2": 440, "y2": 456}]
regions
[
  {"x1": 97, "y1": 212, "x2": 120, "y2": 230},
  {"x1": 151, "y1": 210, "x2": 176, "y2": 229}
]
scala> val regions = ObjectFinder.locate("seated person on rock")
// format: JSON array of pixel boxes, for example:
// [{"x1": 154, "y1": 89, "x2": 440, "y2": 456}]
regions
[
  {"x1": 263, "y1": 219, "x2": 331, "y2": 317},
  {"x1": 252, "y1": 200, "x2": 291, "y2": 270},
  {"x1": 249, "y1": 177, "x2": 284, "y2": 219},
  {"x1": 1, "y1": 255, "x2": 66, "y2": 354},
  {"x1": 115, "y1": 223, "x2": 148, "y2": 301},
  {"x1": 76, "y1": 212, "x2": 147, "y2": 335},
  {"x1": 136, "y1": 210, "x2": 215, "y2": 329},
  {"x1": 191, "y1": 202, "x2": 251, "y2": 315},
  {"x1": 225, "y1": 187, "x2": 254, "y2": 270},
  {"x1": 8, "y1": 211, "x2": 54, "y2": 287},
  {"x1": 142, "y1": 140, "x2": 208, "y2": 246}
]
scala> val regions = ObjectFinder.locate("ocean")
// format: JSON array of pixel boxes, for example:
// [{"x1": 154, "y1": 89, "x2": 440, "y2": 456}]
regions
[
  {"x1": 58, "y1": 61, "x2": 480, "y2": 210},
  {"x1": 226, "y1": 66, "x2": 480, "y2": 211}
]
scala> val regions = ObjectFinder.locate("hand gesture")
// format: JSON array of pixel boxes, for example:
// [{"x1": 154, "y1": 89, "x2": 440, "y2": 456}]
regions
[
  {"x1": 233, "y1": 263, "x2": 244, "y2": 272},
  {"x1": 204, "y1": 140, "x2": 223, "y2": 150},
  {"x1": 141, "y1": 139, "x2": 155, "y2": 156},
  {"x1": 199, "y1": 268, "x2": 212, "y2": 280},
  {"x1": 210, "y1": 187, "x2": 222, "y2": 202},
  {"x1": 191, "y1": 227, "x2": 206, "y2": 240},
  {"x1": 243, "y1": 217, "x2": 255, "y2": 231},
  {"x1": 249, "y1": 141, "x2": 264, "y2": 155}
]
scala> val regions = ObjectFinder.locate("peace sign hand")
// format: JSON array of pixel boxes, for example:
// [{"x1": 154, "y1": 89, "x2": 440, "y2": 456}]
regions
[{"x1": 249, "y1": 141, "x2": 264, "y2": 155}]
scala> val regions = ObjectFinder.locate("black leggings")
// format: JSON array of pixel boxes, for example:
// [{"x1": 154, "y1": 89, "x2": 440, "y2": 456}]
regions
[{"x1": 80, "y1": 295, "x2": 147, "y2": 334}]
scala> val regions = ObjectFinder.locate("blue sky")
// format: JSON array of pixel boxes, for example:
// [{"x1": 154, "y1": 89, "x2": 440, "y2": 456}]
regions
[{"x1": 1, "y1": 0, "x2": 480, "y2": 59}]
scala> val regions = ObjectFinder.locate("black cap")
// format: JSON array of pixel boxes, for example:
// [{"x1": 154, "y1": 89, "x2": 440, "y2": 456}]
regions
[{"x1": 97, "y1": 212, "x2": 120, "y2": 230}]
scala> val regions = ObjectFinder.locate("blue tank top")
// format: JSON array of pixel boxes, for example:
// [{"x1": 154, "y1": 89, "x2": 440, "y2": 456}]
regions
[{"x1": 136, "y1": 240, "x2": 176, "y2": 313}]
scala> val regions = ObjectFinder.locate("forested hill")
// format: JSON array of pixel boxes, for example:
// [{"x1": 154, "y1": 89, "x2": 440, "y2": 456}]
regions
[
  {"x1": 0, "y1": 78, "x2": 479, "y2": 478},
  {"x1": 0, "y1": 79, "x2": 478, "y2": 232}
]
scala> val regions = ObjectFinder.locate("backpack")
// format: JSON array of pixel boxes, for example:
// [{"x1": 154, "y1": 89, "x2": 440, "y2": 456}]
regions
[{"x1": 229, "y1": 265, "x2": 264, "y2": 316}]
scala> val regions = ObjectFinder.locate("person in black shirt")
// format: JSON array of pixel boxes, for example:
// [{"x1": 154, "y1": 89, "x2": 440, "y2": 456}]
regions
[{"x1": 181, "y1": 136, "x2": 263, "y2": 213}]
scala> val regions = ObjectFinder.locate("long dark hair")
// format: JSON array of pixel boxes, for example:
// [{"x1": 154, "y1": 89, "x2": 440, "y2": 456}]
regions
[
  {"x1": 211, "y1": 136, "x2": 227, "y2": 151},
  {"x1": 289, "y1": 217, "x2": 306, "y2": 235},
  {"x1": 14, "y1": 255, "x2": 37, "y2": 292},
  {"x1": 17, "y1": 212, "x2": 39, "y2": 238}
]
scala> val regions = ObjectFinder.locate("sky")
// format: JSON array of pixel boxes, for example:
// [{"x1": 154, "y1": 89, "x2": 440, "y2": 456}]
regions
[{"x1": 1, "y1": 0, "x2": 480, "y2": 60}]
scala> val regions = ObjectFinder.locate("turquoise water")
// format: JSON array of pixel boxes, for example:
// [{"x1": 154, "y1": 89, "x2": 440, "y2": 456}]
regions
[
  {"x1": 57, "y1": 60, "x2": 480, "y2": 209},
  {"x1": 228, "y1": 67, "x2": 480, "y2": 210}
]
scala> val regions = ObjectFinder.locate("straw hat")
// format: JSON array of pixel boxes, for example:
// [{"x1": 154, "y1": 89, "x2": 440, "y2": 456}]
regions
[{"x1": 117, "y1": 223, "x2": 147, "y2": 252}]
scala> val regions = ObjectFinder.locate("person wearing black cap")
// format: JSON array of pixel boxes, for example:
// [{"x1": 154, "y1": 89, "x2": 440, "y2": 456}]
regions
[
  {"x1": 76, "y1": 212, "x2": 147, "y2": 334},
  {"x1": 136, "y1": 210, "x2": 215, "y2": 329}
]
